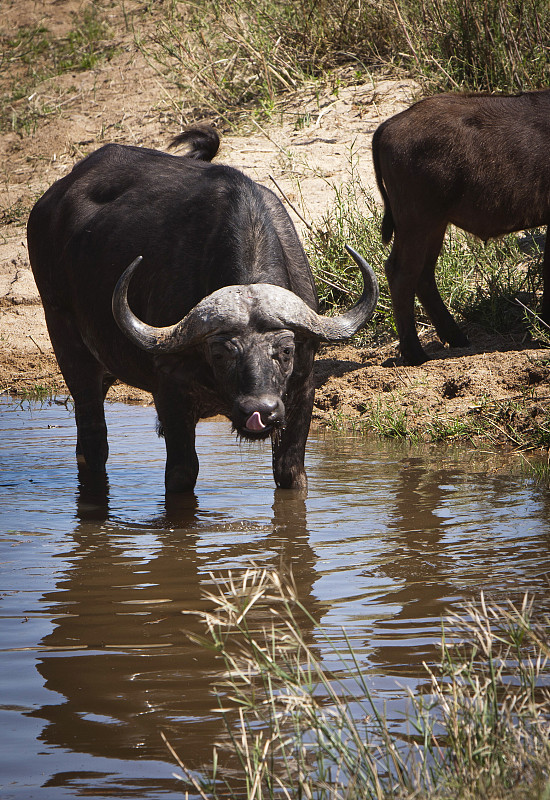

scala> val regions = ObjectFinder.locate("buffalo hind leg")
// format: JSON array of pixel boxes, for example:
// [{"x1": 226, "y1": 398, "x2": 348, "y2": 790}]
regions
[
  {"x1": 385, "y1": 233, "x2": 428, "y2": 366},
  {"x1": 416, "y1": 225, "x2": 470, "y2": 349},
  {"x1": 540, "y1": 228, "x2": 550, "y2": 325},
  {"x1": 272, "y1": 375, "x2": 314, "y2": 491},
  {"x1": 154, "y1": 387, "x2": 199, "y2": 493},
  {"x1": 43, "y1": 306, "x2": 110, "y2": 471}
]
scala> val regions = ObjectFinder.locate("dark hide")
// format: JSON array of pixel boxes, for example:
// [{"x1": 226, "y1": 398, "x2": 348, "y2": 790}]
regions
[
  {"x1": 27, "y1": 128, "x2": 321, "y2": 492},
  {"x1": 372, "y1": 89, "x2": 550, "y2": 365}
]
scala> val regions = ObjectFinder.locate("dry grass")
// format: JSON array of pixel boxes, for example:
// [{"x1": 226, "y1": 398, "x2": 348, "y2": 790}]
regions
[
  {"x1": 138, "y1": 0, "x2": 549, "y2": 131},
  {"x1": 164, "y1": 568, "x2": 550, "y2": 799}
]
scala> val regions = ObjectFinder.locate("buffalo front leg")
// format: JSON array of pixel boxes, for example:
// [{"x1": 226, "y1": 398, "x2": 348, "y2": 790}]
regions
[
  {"x1": 75, "y1": 375, "x2": 116, "y2": 470},
  {"x1": 154, "y1": 388, "x2": 199, "y2": 493},
  {"x1": 43, "y1": 306, "x2": 110, "y2": 471},
  {"x1": 272, "y1": 376, "x2": 315, "y2": 492}
]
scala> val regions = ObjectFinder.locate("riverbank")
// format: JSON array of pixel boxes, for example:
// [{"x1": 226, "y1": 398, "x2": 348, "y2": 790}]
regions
[{"x1": 2, "y1": 263, "x2": 548, "y2": 455}]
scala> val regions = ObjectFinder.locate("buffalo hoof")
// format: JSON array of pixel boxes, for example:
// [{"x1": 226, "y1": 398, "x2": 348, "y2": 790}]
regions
[
  {"x1": 274, "y1": 469, "x2": 308, "y2": 492},
  {"x1": 384, "y1": 350, "x2": 429, "y2": 367},
  {"x1": 446, "y1": 330, "x2": 470, "y2": 348},
  {"x1": 75, "y1": 450, "x2": 109, "y2": 472}
]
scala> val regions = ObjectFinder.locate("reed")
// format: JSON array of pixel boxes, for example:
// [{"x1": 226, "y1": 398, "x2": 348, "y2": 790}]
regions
[{"x1": 166, "y1": 568, "x2": 550, "y2": 799}]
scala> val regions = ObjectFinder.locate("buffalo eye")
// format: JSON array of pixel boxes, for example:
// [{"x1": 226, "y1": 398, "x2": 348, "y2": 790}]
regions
[
  {"x1": 274, "y1": 337, "x2": 295, "y2": 368},
  {"x1": 209, "y1": 346, "x2": 225, "y2": 362},
  {"x1": 208, "y1": 338, "x2": 238, "y2": 365}
]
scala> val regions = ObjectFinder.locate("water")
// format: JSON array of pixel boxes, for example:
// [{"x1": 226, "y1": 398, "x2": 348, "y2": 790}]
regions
[{"x1": 1, "y1": 396, "x2": 549, "y2": 798}]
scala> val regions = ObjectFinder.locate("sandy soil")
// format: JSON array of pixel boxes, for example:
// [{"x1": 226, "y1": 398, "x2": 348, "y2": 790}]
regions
[{"x1": 1, "y1": 0, "x2": 549, "y2": 450}]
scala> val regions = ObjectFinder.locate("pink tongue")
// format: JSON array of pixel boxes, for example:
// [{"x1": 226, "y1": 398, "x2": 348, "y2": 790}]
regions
[{"x1": 245, "y1": 411, "x2": 265, "y2": 431}]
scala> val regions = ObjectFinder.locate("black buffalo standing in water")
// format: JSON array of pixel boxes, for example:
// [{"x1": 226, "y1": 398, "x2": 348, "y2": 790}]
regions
[{"x1": 27, "y1": 127, "x2": 378, "y2": 492}]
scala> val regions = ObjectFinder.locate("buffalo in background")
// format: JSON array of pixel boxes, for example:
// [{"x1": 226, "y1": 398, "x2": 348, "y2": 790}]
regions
[
  {"x1": 373, "y1": 89, "x2": 550, "y2": 365},
  {"x1": 27, "y1": 126, "x2": 378, "y2": 492}
]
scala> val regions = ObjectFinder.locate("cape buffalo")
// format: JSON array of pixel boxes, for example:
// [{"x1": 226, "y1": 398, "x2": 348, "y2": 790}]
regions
[
  {"x1": 27, "y1": 127, "x2": 379, "y2": 492},
  {"x1": 372, "y1": 89, "x2": 550, "y2": 365}
]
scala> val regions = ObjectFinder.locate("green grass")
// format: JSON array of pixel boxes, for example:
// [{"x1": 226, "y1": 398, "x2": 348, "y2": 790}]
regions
[
  {"x1": 523, "y1": 453, "x2": 550, "y2": 485},
  {"x1": 164, "y1": 568, "x2": 550, "y2": 800},
  {"x1": 329, "y1": 394, "x2": 413, "y2": 440},
  {"x1": 18, "y1": 385, "x2": 57, "y2": 403}
]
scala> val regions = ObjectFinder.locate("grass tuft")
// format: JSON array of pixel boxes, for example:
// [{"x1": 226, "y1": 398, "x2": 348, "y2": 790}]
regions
[
  {"x1": 165, "y1": 568, "x2": 550, "y2": 799},
  {"x1": 140, "y1": 0, "x2": 549, "y2": 128}
]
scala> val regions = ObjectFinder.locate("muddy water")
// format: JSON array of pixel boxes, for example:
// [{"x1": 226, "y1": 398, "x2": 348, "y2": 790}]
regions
[{"x1": 1, "y1": 396, "x2": 549, "y2": 799}]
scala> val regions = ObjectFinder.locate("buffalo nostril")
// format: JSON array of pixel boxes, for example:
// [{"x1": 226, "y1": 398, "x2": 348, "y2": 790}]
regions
[
  {"x1": 266, "y1": 408, "x2": 283, "y2": 425},
  {"x1": 261, "y1": 399, "x2": 278, "y2": 415}
]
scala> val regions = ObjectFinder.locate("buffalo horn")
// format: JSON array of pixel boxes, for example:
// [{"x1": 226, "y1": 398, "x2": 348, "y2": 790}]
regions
[
  {"x1": 112, "y1": 246, "x2": 379, "y2": 352},
  {"x1": 285, "y1": 244, "x2": 380, "y2": 341}
]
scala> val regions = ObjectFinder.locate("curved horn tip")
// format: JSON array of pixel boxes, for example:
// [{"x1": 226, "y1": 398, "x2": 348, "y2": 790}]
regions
[
  {"x1": 127, "y1": 255, "x2": 144, "y2": 273},
  {"x1": 345, "y1": 243, "x2": 379, "y2": 293},
  {"x1": 344, "y1": 243, "x2": 369, "y2": 270},
  {"x1": 114, "y1": 255, "x2": 144, "y2": 297},
  {"x1": 112, "y1": 255, "x2": 144, "y2": 320}
]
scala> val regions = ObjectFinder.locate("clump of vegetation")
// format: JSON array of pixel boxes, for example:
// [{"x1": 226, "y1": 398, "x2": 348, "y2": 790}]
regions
[
  {"x1": 141, "y1": 0, "x2": 549, "y2": 127},
  {"x1": 0, "y1": 197, "x2": 36, "y2": 225},
  {"x1": 20, "y1": 384, "x2": 57, "y2": 403},
  {"x1": 137, "y1": 1, "x2": 318, "y2": 127},
  {"x1": 399, "y1": 0, "x2": 550, "y2": 92},
  {"x1": 165, "y1": 567, "x2": 550, "y2": 799}
]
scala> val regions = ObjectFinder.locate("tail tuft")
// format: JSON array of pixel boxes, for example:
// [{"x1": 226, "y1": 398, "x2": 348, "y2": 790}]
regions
[
  {"x1": 169, "y1": 125, "x2": 220, "y2": 162},
  {"x1": 381, "y1": 211, "x2": 394, "y2": 245},
  {"x1": 372, "y1": 123, "x2": 394, "y2": 245}
]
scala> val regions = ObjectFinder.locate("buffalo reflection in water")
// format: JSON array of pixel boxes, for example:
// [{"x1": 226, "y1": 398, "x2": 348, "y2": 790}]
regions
[{"x1": 30, "y1": 470, "x2": 320, "y2": 792}]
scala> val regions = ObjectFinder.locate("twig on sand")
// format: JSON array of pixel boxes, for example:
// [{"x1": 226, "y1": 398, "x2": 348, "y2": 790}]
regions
[
  {"x1": 268, "y1": 173, "x2": 313, "y2": 233},
  {"x1": 28, "y1": 334, "x2": 45, "y2": 354}
]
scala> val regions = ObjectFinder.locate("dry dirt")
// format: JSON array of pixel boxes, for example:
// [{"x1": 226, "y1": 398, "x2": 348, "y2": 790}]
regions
[{"x1": 2, "y1": 0, "x2": 549, "y2": 451}]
